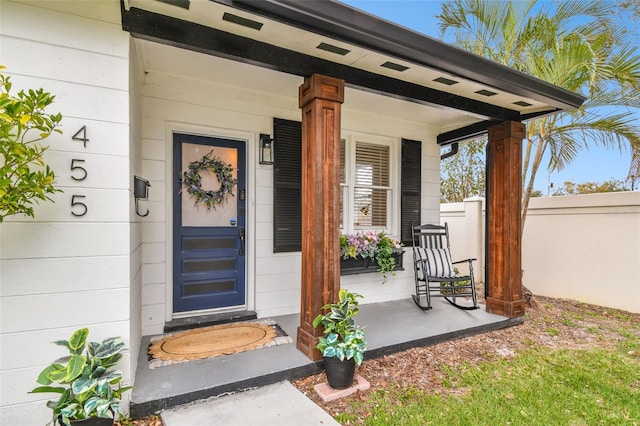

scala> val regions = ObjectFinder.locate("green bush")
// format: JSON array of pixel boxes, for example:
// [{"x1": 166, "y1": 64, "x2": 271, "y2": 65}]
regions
[{"x1": 0, "y1": 66, "x2": 62, "y2": 222}]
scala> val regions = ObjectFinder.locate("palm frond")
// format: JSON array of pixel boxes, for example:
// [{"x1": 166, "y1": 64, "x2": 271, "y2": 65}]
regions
[
  {"x1": 604, "y1": 46, "x2": 640, "y2": 86},
  {"x1": 553, "y1": 0, "x2": 613, "y2": 22},
  {"x1": 554, "y1": 112, "x2": 640, "y2": 153},
  {"x1": 545, "y1": 132, "x2": 581, "y2": 171},
  {"x1": 582, "y1": 88, "x2": 640, "y2": 108}
]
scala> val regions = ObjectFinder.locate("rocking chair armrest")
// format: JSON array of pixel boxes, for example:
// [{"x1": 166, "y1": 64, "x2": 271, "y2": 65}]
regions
[
  {"x1": 451, "y1": 258, "x2": 476, "y2": 265},
  {"x1": 415, "y1": 258, "x2": 428, "y2": 269}
]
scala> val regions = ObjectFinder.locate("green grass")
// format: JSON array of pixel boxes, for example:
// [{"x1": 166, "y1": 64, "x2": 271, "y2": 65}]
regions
[
  {"x1": 338, "y1": 348, "x2": 640, "y2": 425},
  {"x1": 587, "y1": 325, "x2": 600, "y2": 334},
  {"x1": 546, "y1": 327, "x2": 560, "y2": 336}
]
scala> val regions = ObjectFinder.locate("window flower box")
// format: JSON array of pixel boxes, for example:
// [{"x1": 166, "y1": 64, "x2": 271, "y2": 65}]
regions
[
  {"x1": 339, "y1": 231, "x2": 404, "y2": 283},
  {"x1": 340, "y1": 252, "x2": 404, "y2": 276}
]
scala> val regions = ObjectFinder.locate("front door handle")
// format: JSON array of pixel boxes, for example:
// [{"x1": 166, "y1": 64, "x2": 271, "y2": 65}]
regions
[{"x1": 238, "y1": 228, "x2": 245, "y2": 256}]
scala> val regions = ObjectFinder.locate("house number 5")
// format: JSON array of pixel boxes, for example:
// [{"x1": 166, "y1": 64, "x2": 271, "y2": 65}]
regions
[
  {"x1": 71, "y1": 195, "x2": 88, "y2": 217},
  {"x1": 70, "y1": 159, "x2": 87, "y2": 181}
]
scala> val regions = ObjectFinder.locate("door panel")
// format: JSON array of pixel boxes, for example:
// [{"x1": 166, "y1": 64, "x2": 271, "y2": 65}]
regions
[{"x1": 173, "y1": 134, "x2": 246, "y2": 313}]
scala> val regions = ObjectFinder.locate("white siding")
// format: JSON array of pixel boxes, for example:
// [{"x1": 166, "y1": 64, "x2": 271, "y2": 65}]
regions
[
  {"x1": 138, "y1": 48, "x2": 441, "y2": 332},
  {"x1": 0, "y1": 2, "x2": 132, "y2": 424},
  {"x1": 129, "y1": 38, "x2": 146, "y2": 395}
]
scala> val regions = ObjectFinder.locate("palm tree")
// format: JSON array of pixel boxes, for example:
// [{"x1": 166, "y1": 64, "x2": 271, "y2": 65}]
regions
[{"x1": 438, "y1": 0, "x2": 640, "y2": 235}]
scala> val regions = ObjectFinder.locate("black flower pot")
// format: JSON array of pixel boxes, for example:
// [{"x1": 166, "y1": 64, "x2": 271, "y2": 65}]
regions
[{"x1": 324, "y1": 356, "x2": 356, "y2": 389}]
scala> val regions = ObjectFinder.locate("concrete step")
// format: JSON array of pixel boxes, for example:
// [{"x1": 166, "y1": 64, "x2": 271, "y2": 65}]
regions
[{"x1": 163, "y1": 310, "x2": 257, "y2": 333}]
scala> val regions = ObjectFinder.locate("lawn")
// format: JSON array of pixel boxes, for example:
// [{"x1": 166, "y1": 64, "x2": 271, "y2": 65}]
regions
[{"x1": 338, "y1": 348, "x2": 639, "y2": 425}]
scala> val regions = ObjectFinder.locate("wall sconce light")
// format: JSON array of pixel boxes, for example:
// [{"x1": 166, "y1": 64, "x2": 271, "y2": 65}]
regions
[
  {"x1": 134, "y1": 176, "x2": 150, "y2": 217},
  {"x1": 259, "y1": 133, "x2": 274, "y2": 165}
]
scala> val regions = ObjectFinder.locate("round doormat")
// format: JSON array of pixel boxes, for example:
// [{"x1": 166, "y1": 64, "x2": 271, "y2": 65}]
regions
[{"x1": 149, "y1": 321, "x2": 282, "y2": 364}]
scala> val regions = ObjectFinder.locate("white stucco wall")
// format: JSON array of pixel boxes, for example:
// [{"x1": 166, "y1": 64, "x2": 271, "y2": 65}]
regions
[
  {"x1": 0, "y1": 2, "x2": 133, "y2": 424},
  {"x1": 441, "y1": 192, "x2": 640, "y2": 313},
  {"x1": 137, "y1": 44, "x2": 442, "y2": 334},
  {"x1": 522, "y1": 192, "x2": 640, "y2": 313}
]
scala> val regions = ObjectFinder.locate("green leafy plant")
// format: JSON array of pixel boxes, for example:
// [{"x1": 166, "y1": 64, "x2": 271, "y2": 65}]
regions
[
  {"x1": 312, "y1": 289, "x2": 367, "y2": 365},
  {"x1": 31, "y1": 328, "x2": 133, "y2": 426},
  {"x1": 0, "y1": 66, "x2": 62, "y2": 222},
  {"x1": 340, "y1": 231, "x2": 404, "y2": 283}
]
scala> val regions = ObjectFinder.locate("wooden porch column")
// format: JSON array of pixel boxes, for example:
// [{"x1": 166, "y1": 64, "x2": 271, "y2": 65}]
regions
[
  {"x1": 485, "y1": 121, "x2": 526, "y2": 318},
  {"x1": 296, "y1": 74, "x2": 345, "y2": 360}
]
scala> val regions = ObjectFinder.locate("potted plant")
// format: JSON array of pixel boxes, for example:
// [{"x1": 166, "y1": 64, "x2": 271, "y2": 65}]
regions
[
  {"x1": 340, "y1": 231, "x2": 404, "y2": 283},
  {"x1": 312, "y1": 289, "x2": 367, "y2": 389},
  {"x1": 30, "y1": 328, "x2": 132, "y2": 426}
]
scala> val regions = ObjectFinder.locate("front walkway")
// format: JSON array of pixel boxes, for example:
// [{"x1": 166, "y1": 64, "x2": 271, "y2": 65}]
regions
[
  {"x1": 130, "y1": 298, "x2": 522, "y2": 418},
  {"x1": 161, "y1": 381, "x2": 340, "y2": 426}
]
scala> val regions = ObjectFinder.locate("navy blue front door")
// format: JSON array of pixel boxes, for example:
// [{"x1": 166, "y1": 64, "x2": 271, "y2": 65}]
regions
[{"x1": 173, "y1": 134, "x2": 246, "y2": 313}]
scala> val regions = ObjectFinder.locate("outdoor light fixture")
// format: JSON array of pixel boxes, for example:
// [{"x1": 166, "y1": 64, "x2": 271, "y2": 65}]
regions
[
  {"x1": 134, "y1": 175, "x2": 150, "y2": 217},
  {"x1": 259, "y1": 133, "x2": 274, "y2": 165}
]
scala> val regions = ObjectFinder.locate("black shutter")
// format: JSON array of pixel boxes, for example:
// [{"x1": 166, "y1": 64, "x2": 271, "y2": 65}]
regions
[
  {"x1": 401, "y1": 138, "x2": 422, "y2": 245},
  {"x1": 273, "y1": 118, "x2": 302, "y2": 252}
]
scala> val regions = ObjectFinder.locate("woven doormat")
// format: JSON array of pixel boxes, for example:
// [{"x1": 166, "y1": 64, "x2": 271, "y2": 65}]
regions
[{"x1": 148, "y1": 319, "x2": 293, "y2": 369}]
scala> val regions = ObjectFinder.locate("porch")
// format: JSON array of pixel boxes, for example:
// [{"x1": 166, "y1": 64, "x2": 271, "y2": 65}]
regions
[{"x1": 130, "y1": 298, "x2": 522, "y2": 418}]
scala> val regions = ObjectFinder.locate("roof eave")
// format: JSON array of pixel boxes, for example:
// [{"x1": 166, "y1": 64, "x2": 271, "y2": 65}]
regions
[{"x1": 219, "y1": 0, "x2": 586, "y2": 112}]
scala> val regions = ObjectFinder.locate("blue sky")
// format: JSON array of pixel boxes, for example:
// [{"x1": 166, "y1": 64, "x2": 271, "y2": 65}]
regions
[{"x1": 341, "y1": 0, "x2": 636, "y2": 193}]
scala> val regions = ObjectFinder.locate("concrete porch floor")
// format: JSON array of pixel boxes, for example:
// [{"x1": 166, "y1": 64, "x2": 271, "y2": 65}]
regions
[{"x1": 130, "y1": 298, "x2": 522, "y2": 418}]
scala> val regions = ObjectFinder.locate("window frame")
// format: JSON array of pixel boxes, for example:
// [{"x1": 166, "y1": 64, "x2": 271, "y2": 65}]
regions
[{"x1": 340, "y1": 132, "x2": 400, "y2": 236}]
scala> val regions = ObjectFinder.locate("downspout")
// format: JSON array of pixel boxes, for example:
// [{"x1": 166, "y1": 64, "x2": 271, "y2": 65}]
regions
[{"x1": 439, "y1": 142, "x2": 459, "y2": 161}]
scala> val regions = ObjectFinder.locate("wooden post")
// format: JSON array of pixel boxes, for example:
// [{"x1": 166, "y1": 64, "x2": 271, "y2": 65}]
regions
[
  {"x1": 485, "y1": 121, "x2": 526, "y2": 318},
  {"x1": 296, "y1": 74, "x2": 345, "y2": 360}
]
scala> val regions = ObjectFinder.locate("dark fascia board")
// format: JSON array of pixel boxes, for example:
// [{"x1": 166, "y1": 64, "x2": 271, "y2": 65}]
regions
[
  {"x1": 437, "y1": 120, "x2": 502, "y2": 145},
  {"x1": 122, "y1": 6, "x2": 521, "y2": 122},
  {"x1": 436, "y1": 105, "x2": 566, "y2": 145},
  {"x1": 437, "y1": 109, "x2": 562, "y2": 145},
  {"x1": 221, "y1": 0, "x2": 586, "y2": 112}
]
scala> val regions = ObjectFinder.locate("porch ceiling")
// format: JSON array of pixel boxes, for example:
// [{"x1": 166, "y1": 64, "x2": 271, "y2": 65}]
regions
[
  {"x1": 134, "y1": 38, "x2": 473, "y2": 129},
  {"x1": 123, "y1": 0, "x2": 585, "y2": 143}
]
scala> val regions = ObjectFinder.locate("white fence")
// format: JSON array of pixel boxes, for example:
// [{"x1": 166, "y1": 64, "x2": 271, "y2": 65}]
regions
[{"x1": 441, "y1": 192, "x2": 640, "y2": 313}]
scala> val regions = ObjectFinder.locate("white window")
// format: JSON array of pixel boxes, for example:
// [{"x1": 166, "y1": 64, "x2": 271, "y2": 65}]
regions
[{"x1": 340, "y1": 135, "x2": 396, "y2": 233}]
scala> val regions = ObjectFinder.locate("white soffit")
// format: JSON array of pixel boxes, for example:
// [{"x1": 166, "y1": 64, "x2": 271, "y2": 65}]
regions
[
  {"x1": 136, "y1": 38, "x2": 474, "y2": 128},
  {"x1": 128, "y1": 0, "x2": 553, "y2": 116}
]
